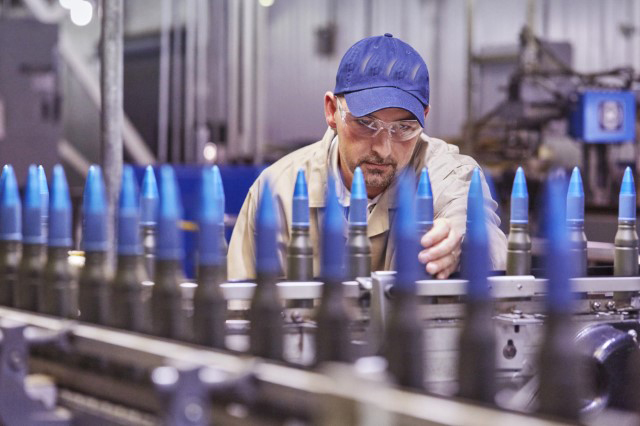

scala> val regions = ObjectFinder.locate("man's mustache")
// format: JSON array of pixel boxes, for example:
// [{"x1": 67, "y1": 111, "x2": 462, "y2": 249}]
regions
[{"x1": 357, "y1": 154, "x2": 396, "y2": 167}]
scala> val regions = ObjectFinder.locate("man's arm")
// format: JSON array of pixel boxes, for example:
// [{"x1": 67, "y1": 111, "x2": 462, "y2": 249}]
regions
[{"x1": 227, "y1": 185, "x2": 259, "y2": 281}]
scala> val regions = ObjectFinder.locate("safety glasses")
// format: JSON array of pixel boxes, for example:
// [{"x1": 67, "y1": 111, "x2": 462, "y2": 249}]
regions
[{"x1": 336, "y1": 100, "x2": 423, "y2": 142}]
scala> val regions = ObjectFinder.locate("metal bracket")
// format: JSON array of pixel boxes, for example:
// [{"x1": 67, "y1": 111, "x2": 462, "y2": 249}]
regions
[
  {"x1": 0, "y1": 320, "x2": 71, "y2": 425},
  {"x1": 152, "y1": 362, "x2": 257, "y2": 425},
  {"x1": 368, "y1": 272, "x2": 396, "y2": 354}
]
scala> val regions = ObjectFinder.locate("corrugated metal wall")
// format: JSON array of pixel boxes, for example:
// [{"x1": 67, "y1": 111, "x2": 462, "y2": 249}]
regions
[
  {"x1": 58, "y1": 0, "x2": 640, "y2": 164},
  {"x1": 53, "y1": 0, "x2": 640, "y2": 162},
  {"x1": 263, "y1": 0, "x2": 453, "y2": 148},
  {"x1": 545, "y1": 0, "x2": 639, "y2": 72},
  {"x1": 256, "y1": 0, "x2": 640, "y2": 152}
]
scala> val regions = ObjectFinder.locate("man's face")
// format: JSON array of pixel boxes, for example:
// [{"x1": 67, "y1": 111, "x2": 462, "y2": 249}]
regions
[{"x1": 334, "y1": 97, "x2": 424, "y2": 198}]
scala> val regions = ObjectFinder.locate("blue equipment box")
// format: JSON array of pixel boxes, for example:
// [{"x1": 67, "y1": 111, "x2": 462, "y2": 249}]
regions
[{"x1": 569, "y1": 90, "x2": 636, "y2": 143}]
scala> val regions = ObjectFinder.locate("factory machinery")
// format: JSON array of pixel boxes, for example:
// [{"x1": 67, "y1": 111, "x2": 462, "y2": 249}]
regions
[
  {"x1": 0, "y1": 160, "x2": 638, "y2": 425},
  {"x1": 469, "y1": 26, "x2": 639, "y2": 212}
]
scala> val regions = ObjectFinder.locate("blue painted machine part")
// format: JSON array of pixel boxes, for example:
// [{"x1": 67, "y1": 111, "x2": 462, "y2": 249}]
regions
[{"x1": 569, "y1": 90, "x2": 636, "y2": 143}]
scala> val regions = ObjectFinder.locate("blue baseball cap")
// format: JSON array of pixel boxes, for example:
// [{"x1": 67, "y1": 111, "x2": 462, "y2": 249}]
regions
[{"x1": 334, "y1": 33, "x2": 430, "y2": 127}]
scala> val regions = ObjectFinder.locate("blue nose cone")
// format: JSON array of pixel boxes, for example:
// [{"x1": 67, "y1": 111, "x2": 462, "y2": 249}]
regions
[
  {"x1": 0, "y1": 166, "x2": 8, "y2": 203},
  {"x1": 256, "y1": 181, "x2": 281, "y2": 275},
  {"x1": 0, "y1": 165, "x2": 21, "y2": 241},
  {"x1": 211, "y1": 166, "x2": 225, "y2": 226},
  {"x1": 394, "y1": 170, "x2": 420, "y2": 291},
  {"x1": 23, "y1": 165, "x2": 44, "y2": 244},
  {"x1": 566, "y1": 167, "x2": 584, "y2": 224},
  {"x1": 38, "y1": 165, "x2": 49, "y2": 227},
  {"x1": 198, "y1": 167, "x2": 224, "y2": 266},
  {"x1": 416, "y1": 167, "x2": 434, "y2": 228},
  {"x1": 292, "y1": 169, "x2": 310, "y2": 227},
  {"x1": 348, "y1": 167, "x2": 367, "y2": 226},
  {"x1": 544, "y1": 175, "x2": 572, "y2": 313},
  {"x1": 463, "y1": 168, "x2": 490, "y2": 300},
  {"x1": 48, "y1": 165, "x2": 72, "y2": 247},
  {"x1": 156, "y1": 165, "x2": 184, "y2": 260},
  {"x1": 212, "y1": 166, "x2": 225, "y2": 225},
  {"x1": 510, "y1": 167, "x2": 528, "y2": 224},
  {"x1": 140, "y1": 165, "x2": 159, "y2": 227},
  {"x1": 118, "y1": 165, "x2": 141, "y2": 256},
  {"x1": 0, "y1": 165, "x2": 7, "y2": 196},
  {"x1": 322, "y1": 175, "x2": 346, "y2": 282},
  {"x1": 619, "y1": 167, "x2": 636, "y2": 222},
  {"x1": 82, "y1": 165, "x2": 108, "y2": 251}
]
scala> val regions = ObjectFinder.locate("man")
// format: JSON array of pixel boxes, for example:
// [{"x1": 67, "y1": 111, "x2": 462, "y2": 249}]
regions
[{"x1": 228, "y1": 33, "x2": 507, "y2": 280}]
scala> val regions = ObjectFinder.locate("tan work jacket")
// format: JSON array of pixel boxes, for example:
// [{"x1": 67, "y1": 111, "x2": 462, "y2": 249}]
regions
[{"x1": 228, "y1": 128, "x2": 507, "y2": 280}]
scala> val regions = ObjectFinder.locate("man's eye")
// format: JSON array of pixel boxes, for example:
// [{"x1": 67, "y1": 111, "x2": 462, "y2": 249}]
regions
[
  {"x1": 400, "y1": 123, "x2": 419, "y2": 131},
  {"x1": 390, "y1": 124, "x2": 410, "y2": 133},
  {"x1": 356, "y1": 118, "x2": 375, "y2": 127}
]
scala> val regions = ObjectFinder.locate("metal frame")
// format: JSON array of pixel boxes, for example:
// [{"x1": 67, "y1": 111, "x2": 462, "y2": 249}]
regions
[
  {"x1": 100, "y1": 0, "x2": 124, "y2": 270},
  {"x1": 220, "y1": 280, "x2": 360, "y2": 300},
  {"x1": 419, "y1": 275, "x2": 640, "y2": 298},
  {"x1": 216, "y1": 275, "x2": 640, "y2": 301},
  {"x1": 0, "y1": 306, "x2": 573, "y2": 425},
  {"x1": 0, "y1": 272, "x2": 635, "y2": 423}
]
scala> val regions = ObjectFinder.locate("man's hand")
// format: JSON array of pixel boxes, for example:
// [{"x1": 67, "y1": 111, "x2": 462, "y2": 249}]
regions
[{"x1": 418, "y1": 218, "x2": 462, "y2": 279}]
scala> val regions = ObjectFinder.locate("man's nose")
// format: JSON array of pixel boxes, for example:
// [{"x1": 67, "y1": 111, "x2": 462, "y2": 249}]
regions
[{"x1": 371, "y1": 129, "x2": 392, "y2": 158}]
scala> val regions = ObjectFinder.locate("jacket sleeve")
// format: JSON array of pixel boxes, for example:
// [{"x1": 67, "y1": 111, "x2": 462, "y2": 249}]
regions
[
  {"x1": 428, "y1": 157, "x2": 508, "y2": 271},
  {"x1": 227, "y1": 183, "x2": 259, "y2": 280}
]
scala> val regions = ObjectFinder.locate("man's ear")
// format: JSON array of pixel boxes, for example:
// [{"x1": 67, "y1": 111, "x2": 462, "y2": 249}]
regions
[
  {"x1": 324, "y1": 92, "x2": 338, "y2": 129},
  {"x1": 424, "y1": 105, "x2": 430, "y2": 121}
]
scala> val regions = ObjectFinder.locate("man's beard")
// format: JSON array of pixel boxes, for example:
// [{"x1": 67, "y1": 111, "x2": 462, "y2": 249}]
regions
[{"x1": 356, "y1": 153, "x2": 397, "y2": 190}]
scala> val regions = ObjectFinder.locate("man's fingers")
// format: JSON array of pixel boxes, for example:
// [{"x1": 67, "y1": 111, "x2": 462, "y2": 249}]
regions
[
  {"x1": 419, "y1": 227, "x2": 462, "y2": 264},
  {"x1": 425, "y1": 251, "x2": 459, "y2": 276},
  {"x1": 420, "y1": 233, "x2": 460, "y2": 263},
  {"x1": 421, "y1": 218, "x2": 451, "y2": 248},
  {"x1": 417, "y1": 217, "x2": 462, "y2": 279},
  {"x1": 436, "y1": 266, "x2": 456, "y2": 280}
]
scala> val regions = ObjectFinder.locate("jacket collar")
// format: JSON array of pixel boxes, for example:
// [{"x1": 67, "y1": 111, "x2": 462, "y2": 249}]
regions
[{"x1": 307, "y1": 127, "x2": 335, "y2": 209}]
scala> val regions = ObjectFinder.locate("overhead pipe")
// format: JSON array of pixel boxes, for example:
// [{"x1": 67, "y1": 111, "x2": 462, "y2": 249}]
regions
[
  {"x1": 194, "y1": 0, "x2": 211, "y2": 164},
  {"x1": 464, "y1": 0, "x2": 475, "y2": 155},
  {"x1": 59, "y1": 41, "x2": 155, "y2": 164},
  {"x1": 157, "y1": 0, "x2": 172, "y2": 163},
  {"x1": 170, "y1": 0, "x2": 184, "y2": 163},
  {"x1": 255, "y1": 0, "x2": 268, "y2": 165},
  {"x1": 227, "y1": 0, "x2": 241, "y2": 161},
  {"x1": 183, "y1": 0, "x2": 198, "y2": 163},
  {"x1": 22, "y1": 0, "x2": 65, "y2": 23},
  {"x1": 241, "y1": 0, "x2": 256, "y2": 160},
  {"x1": 100, "y1": 0, "x2": 124, "y2": 269},
  {"x1": 58, "y1": 139, "x2": 91, "y2": 177}
]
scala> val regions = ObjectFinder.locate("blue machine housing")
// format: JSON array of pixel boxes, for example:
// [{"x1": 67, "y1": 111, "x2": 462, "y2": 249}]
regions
[
  {"x1": 570, "y1": 90, "x2": 636, "y2": 143},
  {"x1": 133, "y1": 164, "x2": 264, "y2": 279}
]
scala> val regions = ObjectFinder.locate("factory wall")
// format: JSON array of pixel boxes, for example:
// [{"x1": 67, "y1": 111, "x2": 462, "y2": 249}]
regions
[
  {"x1": 55, "y1": 0, "x2": 640, "y2": 165},
  {"x1": 262, "y1": 0, "x2": 640, "y2": 150},
  {"x1": 263, "y1": 0, "x2": 467, "y2": 148},
  {"x1": 544, "y1": 0, "x2": 639, "y2": 71}
]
